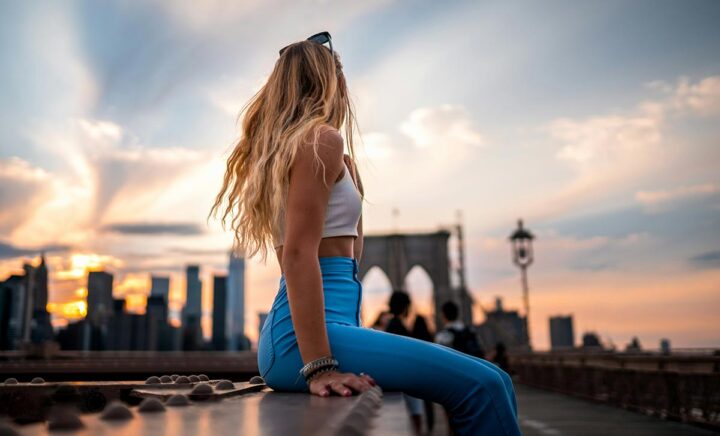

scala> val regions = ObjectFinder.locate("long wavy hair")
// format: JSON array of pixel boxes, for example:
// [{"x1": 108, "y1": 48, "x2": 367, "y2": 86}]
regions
[{"x1": 208, "y1": 40, "x2": 363, "y2": 263}]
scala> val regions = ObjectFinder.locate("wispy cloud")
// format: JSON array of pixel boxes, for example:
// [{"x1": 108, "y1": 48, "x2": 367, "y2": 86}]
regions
[
  {"x1": 636, "y1": 183, "x2": 719, "y2": 213},
  {"x1": 0, "y1": 157, "x2": 52, "y2": 235},
  {"x1": 550, "y1": 110, "x2": 662, "y2": 167},
  {"x1": 167, "y1": 246, "x2": 230, "y2": 256},
  {"x1": 100, "y1": 222, "x2": 206, "y2": 236},
  {"x1": 400, "y1": 104, "x2": 485, "y2": 150},
  {"x1": 0, "y1": 241, "x2": 71, "y2": 260},
  {"x1": 688, "y1": 250, "x2": 720, "y2": 269},
  {"x1": 648, "y1": 75, "x2": 720, "y2": 117},
  {"x1": 525, "y1": 74, "x2": 720, "y2": 224}
]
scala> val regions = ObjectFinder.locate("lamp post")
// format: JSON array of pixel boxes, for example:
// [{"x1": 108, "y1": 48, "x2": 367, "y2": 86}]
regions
[{"x1": 509, "y1": 219, "x2": 535, "y2": 349}]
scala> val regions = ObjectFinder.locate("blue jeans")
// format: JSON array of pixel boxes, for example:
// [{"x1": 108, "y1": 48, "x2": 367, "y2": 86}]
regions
[{"x1": 257, "y1": 256, "x2": 521, "y2": 436}]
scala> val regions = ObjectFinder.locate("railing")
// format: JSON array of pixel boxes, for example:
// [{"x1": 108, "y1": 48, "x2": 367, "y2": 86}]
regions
[{"x1": 510, "y1": 350, "x2": 720, "y2": 430}]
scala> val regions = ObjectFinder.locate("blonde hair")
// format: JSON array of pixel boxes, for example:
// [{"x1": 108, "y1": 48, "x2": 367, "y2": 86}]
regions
[{"x1": 208, "y1": 40, "x2": 363, "y2": 263}]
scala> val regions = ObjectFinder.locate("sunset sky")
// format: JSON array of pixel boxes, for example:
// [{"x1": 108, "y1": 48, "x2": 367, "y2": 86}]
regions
[{"x1": 1, "y1": 0, "x2": 719, "y2": 351}]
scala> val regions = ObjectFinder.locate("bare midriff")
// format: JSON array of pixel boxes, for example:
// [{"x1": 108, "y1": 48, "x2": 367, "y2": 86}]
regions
[{"x1": 275, "y1": 235, "x2": 356, "y2": 275}]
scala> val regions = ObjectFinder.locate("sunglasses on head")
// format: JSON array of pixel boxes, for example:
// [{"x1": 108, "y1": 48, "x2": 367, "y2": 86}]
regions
[{"x1": 279, "y1": 31, "x2": 333, "y2": 57}]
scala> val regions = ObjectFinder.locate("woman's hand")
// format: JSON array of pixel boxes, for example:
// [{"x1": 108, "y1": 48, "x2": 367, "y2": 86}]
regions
[{"x1": 308, "y1": 370, "x2": 377, "y2": 397}]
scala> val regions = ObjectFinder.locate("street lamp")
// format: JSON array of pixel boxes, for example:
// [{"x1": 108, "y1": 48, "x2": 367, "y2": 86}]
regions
[{"x1": 509, "y1": 219, "x2": 535, "y2": 349}]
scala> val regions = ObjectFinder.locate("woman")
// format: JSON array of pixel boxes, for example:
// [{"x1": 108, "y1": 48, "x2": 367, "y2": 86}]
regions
[{"x1": 208, "y1": 32, "x2": 521, "y2": 436}]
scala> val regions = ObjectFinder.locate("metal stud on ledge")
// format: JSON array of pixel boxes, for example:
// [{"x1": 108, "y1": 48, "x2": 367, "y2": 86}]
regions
[
  {"x1": 215, "y1": 380, "x2": 234, "y2": 390},
  {"x1": 249, "y1": 375, "x2": 265, "y2": 384},
  {"x1": 138, "y1": 397, "x2": 166, "y2": 413},
  {"x1": 100, "y1": 400, "x2": 134, "y2": 420},
  {"x1": 166, "y1": 394, "x2": 191, "y2": 407}
]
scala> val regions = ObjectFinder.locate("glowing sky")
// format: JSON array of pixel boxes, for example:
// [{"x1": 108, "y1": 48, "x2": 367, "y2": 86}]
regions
[{"x1": 1, "y1": 0, "x2": 719, "y2": 351}]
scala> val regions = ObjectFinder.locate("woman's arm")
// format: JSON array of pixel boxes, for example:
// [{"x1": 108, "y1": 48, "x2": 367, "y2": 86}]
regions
[{"x1": 282, "y1": 127, "x2": 345, "y2": 365}]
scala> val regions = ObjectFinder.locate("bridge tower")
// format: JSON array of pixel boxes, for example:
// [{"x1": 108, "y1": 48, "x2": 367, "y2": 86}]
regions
[{"x1": 357, "y1": 224, "x2": 474, "y2": 331}]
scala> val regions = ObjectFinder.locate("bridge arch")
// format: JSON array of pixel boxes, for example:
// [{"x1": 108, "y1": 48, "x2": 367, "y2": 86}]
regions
[{"x1": 357, "y1": 230, "x2": 474, "y2": 331}]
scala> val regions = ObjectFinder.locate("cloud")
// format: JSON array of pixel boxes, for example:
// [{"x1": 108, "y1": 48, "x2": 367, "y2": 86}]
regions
[
  {"x1": 400, "y1": 104, "x2": 485, "y2": 150},
  {"x1": 0, "y1": 157, "x2": 52, "y2": 234},
  {"x1": 0, "y1": 241, "x2": 72, "y2": 260},
  {"x1": 688, "y1": 250, "x2": 720, "y2": 269},
  {"x1": 206, "y1": 74, "x2": 269, "y2": 117},
  {"x1": 528, "y1": 74, "x2": 720, "y2": 223},
  {"x1": 549, "y1": 75, "x2": 720, "y2": 171},
  {"x1": 549, "y1": 109, "x2": 663, "y2": 168},
  {"x1": 665, "y1": 76, "x2": 720, "y2": 116},
  {"x1": 72, "y1": 118, "x2": 209, "y2": 223},
  {"x1": 10, "y1": 118, "x2": 208, "y2": 246},
  {"x1": 142, "y1": 0, "x2": 263, "y2": 34},
  {"x1": 100, "y1": 222, "x2": 206, "y2": 236},
  {"x1": 358, "y1": 131, "x2": 395, "y2": 160},
  {"x1": 76, "y1": 118, "x2": 122, "y2": 142},
  {"x1": 167, "y1": 246, "x2": 229, "y2": 256},
  {"x1": 635, "y1": 182, "x2": 719, "y2": 213}
]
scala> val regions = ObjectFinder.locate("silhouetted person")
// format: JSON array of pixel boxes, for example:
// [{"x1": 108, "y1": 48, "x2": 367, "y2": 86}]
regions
[
  {"x1": 435, "y1": 301, "x2": 485, "y2": 359},
  {"x1": 384, "y1": 291, "x2": 423, "y2": 435},
  {"x1": 411, "y1": 314, "x2": 436, "y2": 433},
  {"x1": 385, "y1": 292, "x2": 411, "y2": 336},
  {"x1": 492, "y1": 342, "x2": 511, "y2": 374},
  {"x1": 371, "y1": 310, "x2": 392, "y2": 331},
  {"x1": 411, "y1": 314, "x2": 433, "y2": 342},
  {"x1": 435, "y1": 301, "x2": 487, "y2": 434}
]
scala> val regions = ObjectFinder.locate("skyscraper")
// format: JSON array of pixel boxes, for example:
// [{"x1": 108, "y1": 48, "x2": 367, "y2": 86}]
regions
[
  {"x1": 28, "y1": 252, "x2": 53, "y2": 343},
  {"x1": 32, "y1": 252, "x2": 49, "y2": 312},
  {"x1": 146, "y1": 295, "x2": 168, "y2": 351},
  {"x1": 0, "y1": 275, "x2": 26, "y2": 350},
  {"x1": 86, "y1": 271, "x2": 114, "y2": 326},
  {"x1": 86, "y1": 270, "x2": 114, "y2": 350},
  {"x1": 549, "y1": 315, "x2": 575, "y2": 350},
  {"x1": 212, "y1": 274, "x2": 228, "y2": 351},
  {"x1": 2, "y1": 254, "x2": 53, "y2": 348},
  {"x1": 150, "y1": 275, "x2": 170, "y2": 302},
  {"x1": 182, "y1": 265, "x2": 202, "y2": 322},
  {"x1": 226, "y1": 249, "x2": 246, "y2": 350},
  {"x1": 182, "y1": 265, "x2": 203, "y2": 349}
]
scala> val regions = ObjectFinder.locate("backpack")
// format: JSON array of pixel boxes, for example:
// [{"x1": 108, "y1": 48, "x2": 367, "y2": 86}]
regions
[{"x1": 448, "y1": 326, "x2": 485, "y2": 359}]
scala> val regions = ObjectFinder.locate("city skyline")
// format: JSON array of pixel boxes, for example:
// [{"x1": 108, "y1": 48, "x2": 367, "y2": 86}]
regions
[{"x1": 1, "y1": 0, "x2": 719, "y2": 350}]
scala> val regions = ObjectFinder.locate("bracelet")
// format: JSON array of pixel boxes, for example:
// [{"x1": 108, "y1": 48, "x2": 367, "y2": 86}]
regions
[
  {"x1": 306, "y1": 361, "x2": 339, "y2": 380},
  {"x1": 303, "y1": 361, "x2": 339, "y2": 385},
  {"x1": 306, "y1": 365, "x2": 338, "y2": 385},
  {"x1": 299, "y1": 355, "x2": 339, "y2": 379}
]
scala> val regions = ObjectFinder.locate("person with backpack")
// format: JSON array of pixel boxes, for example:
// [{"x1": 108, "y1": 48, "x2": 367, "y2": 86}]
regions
[
  {"x1": 435, "y1": 301, "x2": 485, "y2": 359},
  {"x1": 384, "y1": 291, "x2": 425, "y2": 435},
  {"x1": 411, "y1": 315, "x2": 437, "y2": 434}
]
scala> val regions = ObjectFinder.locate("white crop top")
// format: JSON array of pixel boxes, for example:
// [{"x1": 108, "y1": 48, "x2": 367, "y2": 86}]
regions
[{"x1": 272, "y1": 160, "x2": 362, "y2": 248}]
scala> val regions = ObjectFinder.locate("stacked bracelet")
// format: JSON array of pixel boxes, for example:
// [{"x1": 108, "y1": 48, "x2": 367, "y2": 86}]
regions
[
  {"x1": 297, "y1": 355, "x2": 339, "y2": 386},
  {"x1": 305, "y1": 365, "x2": 337, "y2": 384}
]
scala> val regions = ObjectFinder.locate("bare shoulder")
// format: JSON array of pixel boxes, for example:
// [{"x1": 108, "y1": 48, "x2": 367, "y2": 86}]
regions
[
  {"x1": 316, "y1": 124, "x2": 344, "y2": 151},
  {"x1": 297, "y1": 124, "x2": 343, "y2": 156},
  {"x1": 314, "y1": 125, "x2": 344, "y2": 168},
  {"x1": 294, "y1": 124, "x2": 344, "y2": 185}
]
